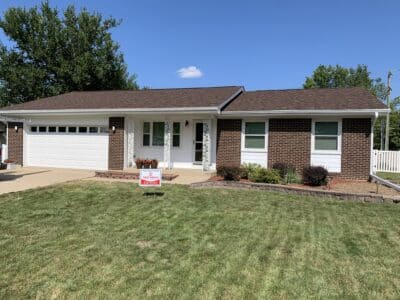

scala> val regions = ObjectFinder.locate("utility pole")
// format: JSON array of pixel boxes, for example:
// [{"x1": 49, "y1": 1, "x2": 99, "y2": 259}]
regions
[{"x1": 385, "y1": 71, "x2": 392, "y2": 150}]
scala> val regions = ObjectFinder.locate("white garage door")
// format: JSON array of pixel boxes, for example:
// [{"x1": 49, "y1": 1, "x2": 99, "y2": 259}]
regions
[{"x1": 26, "y1": 125, "x2": 109, "y2": 170}]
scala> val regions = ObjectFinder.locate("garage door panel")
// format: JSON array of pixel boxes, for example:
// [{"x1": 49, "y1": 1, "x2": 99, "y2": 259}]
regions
[{"x1": 27, "y1": 133, "x2": 109, "y2": 170}]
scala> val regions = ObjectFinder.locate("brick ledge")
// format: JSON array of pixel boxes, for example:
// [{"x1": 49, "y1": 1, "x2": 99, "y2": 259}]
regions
[{"x1": 190, "y1": 180, "x2": 400, "y2": 204}]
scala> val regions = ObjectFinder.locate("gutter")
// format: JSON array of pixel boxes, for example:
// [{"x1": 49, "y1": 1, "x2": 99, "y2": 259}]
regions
[
  {"x1": 220, "y1": 108, "x2": 390, "y2": 117},
  {"x1": 0, "y1": 107, "x2": 220, "y2": 116}
]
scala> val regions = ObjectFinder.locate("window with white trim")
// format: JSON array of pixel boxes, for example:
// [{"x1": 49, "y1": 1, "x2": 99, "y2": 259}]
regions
[
  {"x1": 173, "y1": 122, "x2": 180, "y2": 147},
  {"x1": 244, "y1": 122, "x2": 265, "y2": 149},
  {"x1": 143, "y1": 122, "x2": 167, "y2": 147},
  {"x1": 143, "y1": 122, "x2": 150, "y2": 146},
  {"x1": 314, "y1": 122, "x2": 339, "y2": 151}
]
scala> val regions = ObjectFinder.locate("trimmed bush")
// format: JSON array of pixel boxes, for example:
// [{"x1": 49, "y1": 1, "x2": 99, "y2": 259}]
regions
[
  {"x1": 240, "y1": 163, "x2": 262, "y2": 179},
  {"x1": 248, "y1": 167, "x2": 281, "y2": 184},
  {"x1": 272, "y1": 162, "x2": 296, "y2": 179},
  {"x1": 217, "y1": 165, "x2": 241, "y2": 181},
  {"x1": 302, "y1": 166, "x2": 328, "y2": 186}
]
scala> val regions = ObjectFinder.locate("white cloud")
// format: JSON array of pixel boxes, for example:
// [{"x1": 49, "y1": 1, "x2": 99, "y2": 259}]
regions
[{"x1": 177, "y1": 66, "x2": 203, "y2": 78}]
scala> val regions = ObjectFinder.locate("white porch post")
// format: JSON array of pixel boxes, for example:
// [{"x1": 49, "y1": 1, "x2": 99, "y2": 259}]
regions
[
  {"x1": 202, "y1": 119, "x2": 211, "y2": 171},
  {"x1": 164, "y1": 121, "x2": 172, "y2": 169},
  {"x1": 127, "y1": 118, "x2": 135, "y2": 168}
]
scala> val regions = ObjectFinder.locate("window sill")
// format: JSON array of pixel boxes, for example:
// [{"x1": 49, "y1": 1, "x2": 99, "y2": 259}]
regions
[
  {"x1": 311, "y1": 151, "x2": 341, "y2": 155},
  {"x1": 242, "y1": 148, "x2": 267, "y2": 152}
]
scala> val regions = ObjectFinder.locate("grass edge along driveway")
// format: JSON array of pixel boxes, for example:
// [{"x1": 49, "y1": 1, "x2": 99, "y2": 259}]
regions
[{"x1": 1, "y1": 181, "x2": 399, "y2": 298}]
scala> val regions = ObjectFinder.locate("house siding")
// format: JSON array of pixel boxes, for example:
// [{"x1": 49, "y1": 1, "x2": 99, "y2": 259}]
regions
[
  {"x1": 216, "y1": 119, "x2": 241, "y2": 167},
  {"x1": 108, "y1": 117, "x2": 125, "y2": 170},
  {"x1": 268, "y1": 119, "x2": 311, "y2": 172},
  {"x1": 341, "y1": 118, "x2": 371, "y2": 180},
  {"x1": 7, "y1": 122, "x2": 24, "y2": 165}
]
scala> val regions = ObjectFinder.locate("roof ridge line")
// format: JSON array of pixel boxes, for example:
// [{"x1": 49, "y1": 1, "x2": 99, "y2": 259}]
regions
[
  {"x1": 245, "y1": 87, "x2": 367, "y2": 93},
  {"x1": 69, "y1": 86, "x2": 243, "y2": 93}
]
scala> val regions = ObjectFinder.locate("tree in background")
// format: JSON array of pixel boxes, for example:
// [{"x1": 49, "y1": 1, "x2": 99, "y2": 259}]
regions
[
  {"x1": 374, "y1": 97, "x2": 400, "y2": 150},
  {"x1": 303, "y1": 64, "x2": 400, "y2": 149},
  {"x1": 0, "y1": 1, "x2": 138, "y2": 107},
  {"x1": 303, "y1": 64, "x2": 387, "y2": 100}
]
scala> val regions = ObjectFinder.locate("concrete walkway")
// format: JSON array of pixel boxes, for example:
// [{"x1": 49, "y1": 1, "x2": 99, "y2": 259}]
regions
[
  {"x1": 0, "y1": 167, "x2": 95, "y2": 195},
  {"x1": 0, "y1": 167, "x2": 213, "y2": 195}
]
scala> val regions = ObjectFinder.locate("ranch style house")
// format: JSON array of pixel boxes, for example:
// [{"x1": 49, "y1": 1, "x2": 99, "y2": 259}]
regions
[{"x1": 0, "y1": 86, "x2": 389, "y2": 180}]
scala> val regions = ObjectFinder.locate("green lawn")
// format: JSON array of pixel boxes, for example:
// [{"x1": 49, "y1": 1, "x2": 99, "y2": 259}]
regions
[
  {"x1": 377, "y1": 172, "x2": 400, "y2": 184},
  {"x1": 1, "y1": 182, "x2": 400, "y2": 298}
]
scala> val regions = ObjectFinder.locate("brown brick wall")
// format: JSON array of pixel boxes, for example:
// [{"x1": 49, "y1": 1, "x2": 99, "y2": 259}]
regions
[
  {"x1": 341, "y1": 118, "x2": 371, "y2": 180},
  {"x1": 268, "y1": 119, "x2": 311, "y2": 172},
  {"x1": 216, "y1": 119, "x2": 242, "y2": 167},
  {"x1": 108, "y1": 117, "x2": 125, "y2": 170},
  {"x1": 7, "y1": 122, "x2": 24, "y2": 165}
]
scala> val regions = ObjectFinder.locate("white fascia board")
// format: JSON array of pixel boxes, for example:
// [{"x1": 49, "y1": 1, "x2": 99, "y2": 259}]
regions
[
  {"x1": 220, "y1": 108, "x2": 390, "y2": 117},
  {"x1": 0, "y1": 107, "x2": 220, "y2": 116},
  {"x1": 217, "y1": 87, "x2": 244, "y2": 113},
  {"x1": 0, "y1": 115, "x2": 28, "y2": 122}
]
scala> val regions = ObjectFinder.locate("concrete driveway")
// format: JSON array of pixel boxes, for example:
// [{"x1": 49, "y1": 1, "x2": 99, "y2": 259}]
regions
[{"x1": 0, "y1": 167, "x2": 95, "y2": 195}]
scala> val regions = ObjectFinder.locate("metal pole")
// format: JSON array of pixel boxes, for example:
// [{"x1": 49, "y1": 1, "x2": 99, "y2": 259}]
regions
[{"x1": 385, "y1": 71, "x2": 392, "y2": 150}]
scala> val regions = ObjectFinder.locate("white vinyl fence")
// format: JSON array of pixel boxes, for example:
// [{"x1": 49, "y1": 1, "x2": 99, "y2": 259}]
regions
[{"x1": 373, "y1": 150, "x2": 400, "y2": 173}]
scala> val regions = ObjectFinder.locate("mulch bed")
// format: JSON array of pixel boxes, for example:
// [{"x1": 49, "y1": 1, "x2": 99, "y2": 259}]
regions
[
  {"x1": 202, "y1": 176, "x2": 400, "y2": 203},
  {"x1": 95, "y1": 170, "x2": 178, "y2": 181}
]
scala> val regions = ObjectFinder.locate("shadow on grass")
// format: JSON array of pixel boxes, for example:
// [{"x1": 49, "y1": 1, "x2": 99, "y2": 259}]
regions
[{"x1": 143, "y1": 191, "x2": 165, "y2": 197}]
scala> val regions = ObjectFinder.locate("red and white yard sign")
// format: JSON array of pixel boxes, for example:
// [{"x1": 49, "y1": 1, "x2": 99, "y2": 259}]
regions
[{"x1": 139, "y1": 169, "x2": 162, "y2": 187}]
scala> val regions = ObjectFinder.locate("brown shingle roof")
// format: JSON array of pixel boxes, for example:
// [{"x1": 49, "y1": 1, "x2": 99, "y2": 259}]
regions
[
  {"x1": 1, "y1": 86, "x2": 242, "y2": 111},
  {"x1": 0, "y1": 86, "x2": 388, "y2": 112},
  {"x1": 223, "y1": 87, "x2": 387, "y2": 111}
]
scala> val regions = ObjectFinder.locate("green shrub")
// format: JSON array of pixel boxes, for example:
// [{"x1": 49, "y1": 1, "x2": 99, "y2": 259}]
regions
[
  {"x1": 248, "y1": 167, "x2": 281, "y2": 184},
  {"x1": 240, "y1": 163, "x2": 262, "y2": 179},
  {"x1": 272, "y1": 162, "x2": 296, "y2": 179},
  {"x1": 217, "y1": 165, "x2": 241, "y2": 181},
  {"x1": 284, "y1": 168, "x2": 301, "y2": 184},
  {"x1": 302, "y1": 166, "x2": 328, "y2": 186}
]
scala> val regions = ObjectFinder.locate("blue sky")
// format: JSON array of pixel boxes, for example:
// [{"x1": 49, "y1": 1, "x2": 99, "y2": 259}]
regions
[{"x1": 0, "y1": 0, "x2": 399, "y2": 98}]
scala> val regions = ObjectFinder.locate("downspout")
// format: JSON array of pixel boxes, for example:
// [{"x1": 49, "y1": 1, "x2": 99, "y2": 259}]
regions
[{"x1": 370, "y1": 111, "x2": 379, "y2": 176}]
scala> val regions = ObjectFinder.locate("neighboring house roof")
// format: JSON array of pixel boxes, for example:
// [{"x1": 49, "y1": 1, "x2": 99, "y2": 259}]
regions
[
  {"x1": 0, "y1": 86, "x2": 388, "y2": 114},
  {"x1": 0, "y1": 86, "x2": 243, "y2": 111},
  {"x1": 223, "y1": 87, "x2": 387, "y2": 112}
]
